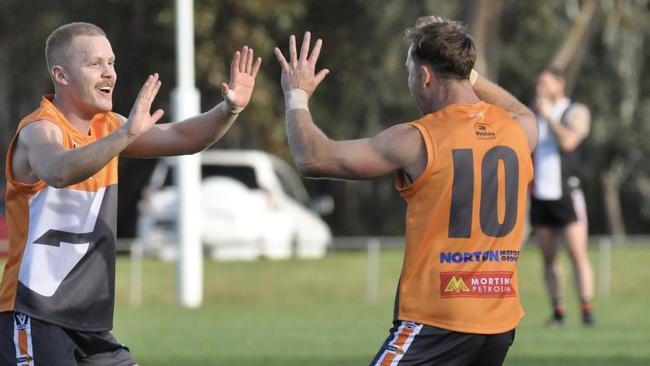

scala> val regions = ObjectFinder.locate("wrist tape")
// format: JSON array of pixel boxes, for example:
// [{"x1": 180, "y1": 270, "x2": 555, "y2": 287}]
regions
[
  {"x1": 224, "y1": 89, "x2": 244, "y2": 114},
  {"x1": 285, "y1": 89, "x2": 309, "y2": 112}
]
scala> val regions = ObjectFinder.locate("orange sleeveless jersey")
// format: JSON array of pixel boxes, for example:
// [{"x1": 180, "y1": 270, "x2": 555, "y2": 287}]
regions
[
  {"x1": 395, "y1": 102, "x2": 533, "y2": 334},
  {"x1": 0, "y1": 96, "x2": 121, "y2": 331}
]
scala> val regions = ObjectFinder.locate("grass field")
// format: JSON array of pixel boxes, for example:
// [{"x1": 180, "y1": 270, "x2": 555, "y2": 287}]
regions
[
  {"x1": 106, "y1": 244, "x2": 650, "y2": 365},
  {"x1": 1, "y1": 244, "x2": 648, "y2": 365}
]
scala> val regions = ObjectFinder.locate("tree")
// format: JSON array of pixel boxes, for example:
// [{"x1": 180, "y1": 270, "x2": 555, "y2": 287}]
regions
[
  {"x1": 591, "y1": 0, "x2": 650, "y2": 241},
  {"x1": 466, "y1": 0, "x2": 509, "y2": 80},
  {"x1": 1, "y1": 0, "x2": 649, "y2": 237},
  {"x1": 548, "y1": 0, "x2": 599, "y2": 93}
]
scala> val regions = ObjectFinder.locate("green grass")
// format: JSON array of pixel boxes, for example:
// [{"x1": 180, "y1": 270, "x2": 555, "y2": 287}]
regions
[
  {"x1": 114, "y1": 251, "x2": 402, "y2": 365},
  {"x1": 509, "y1": 244, "x2": 650, "y2": 366},
  {"x1": 3, "y1": 244, "x2": 650, "y2": 365},
  {"x1": 110, "y1": 244, "x2": 650, "y2": 365}
]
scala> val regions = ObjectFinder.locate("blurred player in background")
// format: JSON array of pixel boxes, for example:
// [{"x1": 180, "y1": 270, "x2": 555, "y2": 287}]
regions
[
  {"x1": 0, "y1": 22, "x2": 260, "y2": 365},
  {"x1": 531, "y1": 67, "x2": 594, "y2": 327},
  {"x1": 275, "y1": 16, "x2": 537, "y2": 365}
]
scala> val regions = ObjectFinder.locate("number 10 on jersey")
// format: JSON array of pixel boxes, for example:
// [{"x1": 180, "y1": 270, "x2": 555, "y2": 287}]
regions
[{"x1": 448, "y1": 146, "x2": 520, "y2": 238}]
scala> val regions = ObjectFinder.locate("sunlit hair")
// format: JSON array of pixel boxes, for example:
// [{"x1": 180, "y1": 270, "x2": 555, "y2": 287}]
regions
[
  {"x1": 45, "y1": 22, "x2": 106, "y2": 70},
  {"x1": 405, "y1": 17, "x2": 476, "y2": 80}
]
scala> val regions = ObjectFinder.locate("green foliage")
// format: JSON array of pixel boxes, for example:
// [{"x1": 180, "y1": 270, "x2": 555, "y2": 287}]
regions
[{"x1": 1, "y1": 0, "x2": 649, "y2": 235}]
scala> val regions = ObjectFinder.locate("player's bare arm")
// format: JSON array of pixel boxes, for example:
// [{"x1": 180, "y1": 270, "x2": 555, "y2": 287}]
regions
[
  {"x1": 536, "y1": 97, "x2": 590, "y2": 152},
  {"x1": 275, "y1": 32, "x2": 426, "y2": 180},
  {"x1": 12, "y1": 74, "x2": 163, "y2": 187},
  {"x1": 122, "y1": 45, "x2": 261, "y2": 158},
  {"x1": 473, "y1": 75, "x2": 538, "y2": 151}
]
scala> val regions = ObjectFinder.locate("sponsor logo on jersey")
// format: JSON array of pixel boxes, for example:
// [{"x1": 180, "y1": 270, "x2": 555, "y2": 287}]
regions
[
  {"x1": 439, "y1": 250, "x2": 519, "y2": 264},
  {"x1": 443, "y1": 276, "x2": 470, "y2": 293},
  {"x1": 474, "y1": 123, "x2": 496, "y2": 140},
  {"x1": 440, "y1": 272, "x2": 516, "y2": 298}
]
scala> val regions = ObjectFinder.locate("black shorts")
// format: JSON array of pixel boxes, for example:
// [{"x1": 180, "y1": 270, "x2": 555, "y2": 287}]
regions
[
  {"x1": 530, "y1": 187, "x2": 587, "y2": 227},
  {"x1": 370, "y1": 321, "x2": 516, "y2": 366},
  {"x1": 0, "y1": 311, "x2": 136, "y2": 366}
]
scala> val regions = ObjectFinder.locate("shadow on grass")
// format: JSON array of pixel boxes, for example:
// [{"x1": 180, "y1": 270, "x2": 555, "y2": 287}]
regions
[{"x1": 506, "y1": 356, "x2": 650, "y2": 366}]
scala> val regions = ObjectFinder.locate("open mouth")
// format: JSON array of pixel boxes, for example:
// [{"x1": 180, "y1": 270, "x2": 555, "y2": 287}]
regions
[{"x1": 97, "y1": 86, "x2": 113, "y2": 95}]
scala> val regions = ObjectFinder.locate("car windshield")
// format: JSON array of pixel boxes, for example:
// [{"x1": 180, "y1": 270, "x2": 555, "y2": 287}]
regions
[
  {"x1": 162, "y1": 165, "x2": 259, "y2": 189},
  {"x1": 272, "y1": 160, "x2": 309, "y2": 204}
]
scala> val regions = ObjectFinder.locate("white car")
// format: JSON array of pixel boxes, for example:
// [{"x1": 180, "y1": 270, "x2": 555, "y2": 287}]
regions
[{"x1": 137, "y1": 150, "x2": 333, "y2": 261}]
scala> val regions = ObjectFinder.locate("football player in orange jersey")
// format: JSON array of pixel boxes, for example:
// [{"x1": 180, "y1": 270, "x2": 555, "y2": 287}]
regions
[
  {"x1": 275, "y1": 16, "x2": 537, "y2": 366},
  {"x1": 0, "y1": 22, "x2": 260, "y2": 365}
]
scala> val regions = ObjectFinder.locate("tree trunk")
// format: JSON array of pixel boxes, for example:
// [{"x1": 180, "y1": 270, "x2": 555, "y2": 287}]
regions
[
  {"x1": 595, "y1": 0, "x2": 648, "y2": 243},
  {"x1": 601, "y1": 161, "x2": 626, "y2": 244},
  {"x1": 467, "y1": 0, "x2": 507, "y2": 80},
  {"x1": 549, "y1": 0, "x2": 599, "y2": 93},
  {"x1": 634, "y1": 176, "x2": 650, "y2": 218},
  {"x1": 0, "y1": 41, "x2": 11, "y2": 183},
  {"x1": 414, "y1": 0, "x2": 428, "y2": 15},
  {"x1": 602, "y1": 0, "x2": 645, "y2": 130}
]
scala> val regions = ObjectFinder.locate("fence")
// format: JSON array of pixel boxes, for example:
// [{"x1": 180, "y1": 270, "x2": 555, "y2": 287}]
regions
[{"x1": 120, "y1": 235, "x2": 647, "y2": 306}]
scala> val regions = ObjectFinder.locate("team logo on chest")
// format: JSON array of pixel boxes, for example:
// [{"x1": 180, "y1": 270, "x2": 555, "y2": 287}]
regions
[
  {"x1": 474, "y1": 123, "x2": 496, "y2": 140},
  {"x1": 443, "y1": 276, "x2": 470, "y2": 293}
]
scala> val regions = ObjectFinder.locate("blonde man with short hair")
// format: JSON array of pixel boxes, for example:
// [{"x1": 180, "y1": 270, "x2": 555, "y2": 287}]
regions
[{"x1": 0, "y1": 22, "x2": 261, "y2": 365}]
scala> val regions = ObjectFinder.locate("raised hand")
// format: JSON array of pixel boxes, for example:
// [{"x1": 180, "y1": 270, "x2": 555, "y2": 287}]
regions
[
  {"x1": 222, "y1": 45, "x2": 262, "y2": 110},
  {"x1": 535, "y1": 95, "x2": 554, "y2": 119},
  {"x1": 274, "y1": 31, "x2": 329, "y2": 96},
  {"x1": 123, "y1": 73, "x2": 165, "y2": 138}
]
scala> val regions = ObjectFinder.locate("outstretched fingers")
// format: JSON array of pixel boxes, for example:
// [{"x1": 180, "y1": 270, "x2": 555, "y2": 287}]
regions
[
  {"x1": 231, "y1": 50, "x2": 241, "y2": 77},
  {"x1": 299, "y1": 31, "x2": 311, "y2": 62},
  {"x1": 274, "y1": 31, "x2": 329, "y2": 95},
  {"x1": 251, "y1": 56, "x2": 262, "y2": 78},
  {"x1": 134, "y1": 75, "x2": 152, "y2": 108},
  {"x1": 136, "y1": 74, "x2": 161, "y2": 111},
  {"x1": 149, "y1": 74, "x2": 162, "y2": 104},
  {"x1": 128, "y1": 73, "x2": 164, "y2": 131},
  {"x1": 274, "y1": 47, "x2": 290, "y2": 71},
  {"x1": 230, "y1": 45, "x2": 261, "y2": 78},
  {"x1": 245, "y1": 47, "x2": 254, "y2": 74},
  {"x1": 314, "y1": 68, "x2": 330, "y2": 86},
  {"x1": 289, "y1": 34, "x2": 297, "y2": 66},
  {"x1": 150, "y1": 108, "x2": 165, "y2": 124},
  {"x1": 277, "y1": 32, "x2": 322, "y2": 69},
  {"x1": 308, "y1": 39, "x2": 323, "y2": 68},
  {"x1": 239, "y1": 45, "x2": 249, "y2": 73}
]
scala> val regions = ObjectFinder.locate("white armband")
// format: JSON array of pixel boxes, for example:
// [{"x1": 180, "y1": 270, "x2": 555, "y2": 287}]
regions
[
  {"x1": 224, "y1": 89, "x2": 244, "y2": 114},
  {"x1": 285, "y1": 89, "x2": 309, "y2": 112}
]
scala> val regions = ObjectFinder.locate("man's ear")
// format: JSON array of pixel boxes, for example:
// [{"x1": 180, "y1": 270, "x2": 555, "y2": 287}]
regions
[
  {"x1": 419, "y1": 64, "x2": 432, "y2": 88},
  {"x1": 52, "y1": 66, "x2": 68, "y2": 86}
]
